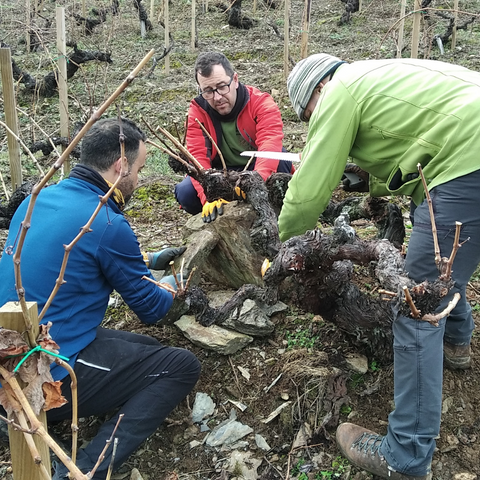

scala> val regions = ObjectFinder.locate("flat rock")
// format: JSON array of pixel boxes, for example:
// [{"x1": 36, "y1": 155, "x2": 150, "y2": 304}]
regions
[
  {"x1": 205, "y1": 419, "x2": 253, "y2": 447},
  {"x1": 175, "y1": 315, "x2": 253, "y2": 354}
]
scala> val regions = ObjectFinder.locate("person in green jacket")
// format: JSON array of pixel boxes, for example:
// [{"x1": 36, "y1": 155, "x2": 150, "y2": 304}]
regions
[{"x1": 280, "y1": 53, "x2": 480, "y2": 479}]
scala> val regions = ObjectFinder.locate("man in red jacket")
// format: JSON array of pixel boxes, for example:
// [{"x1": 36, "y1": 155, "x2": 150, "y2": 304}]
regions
[{"x1": 175, "y1": 51, "x2": 294, "y2": 221}]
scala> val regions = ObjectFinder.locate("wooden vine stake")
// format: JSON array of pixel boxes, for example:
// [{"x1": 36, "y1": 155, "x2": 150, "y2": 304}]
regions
[
  {"x1": 164, "y1": 0, "x2": 170, "y2": 74},
  {"x1": 191, "y1": 0, "x2": 196, "y2": 50},
  {"x1": 0, "y1": 47, "x2": 22, "y2": 190},
  {"x1": 26, "y1": 0, "x2": 31, "y2": 52},
  {"x1": 150, "y1": 0, "x2": 155, "y2": 20},
  {"x1": 300, "y1": 0, "x2": 312, "y2": 59},
  {"x1": 411, "y1": 0, "x2": 422, "y2": 58},
  {"x1": 283, "y1": 0, "x2": 290, "y2": 79},
  {"x1": 451, "y1": 0, "x2": 459, "y2": 50},
  {"x1": 56, "y1": 6, "x2": 70, "y2": 175},
  {"x1": 0, "y1": 302, "x2": 51, "y2": 480},
  {"x1": 397, "y1": 0, "x2": 407, "y2": 58}
]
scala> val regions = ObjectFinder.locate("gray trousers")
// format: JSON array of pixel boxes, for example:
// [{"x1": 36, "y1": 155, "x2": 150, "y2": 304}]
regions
[{"x1": 380, "y1": 170, "x2": 480, "y2": 475}]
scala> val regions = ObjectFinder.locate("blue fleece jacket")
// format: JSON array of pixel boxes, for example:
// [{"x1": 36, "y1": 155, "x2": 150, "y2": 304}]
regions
[{"x1": 0, "y1": 178, "x2": 173, "y2": 380}]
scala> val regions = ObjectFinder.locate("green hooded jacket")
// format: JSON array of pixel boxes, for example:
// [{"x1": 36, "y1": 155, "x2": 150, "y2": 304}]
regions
[{"x1": 278, "y1": 58, "x2": 480, "y2": 242}]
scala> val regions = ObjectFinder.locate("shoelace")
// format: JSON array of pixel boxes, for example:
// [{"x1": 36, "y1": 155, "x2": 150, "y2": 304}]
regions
[{"x1": 351, "y1": 432, "x2": 384, "y2": 455}]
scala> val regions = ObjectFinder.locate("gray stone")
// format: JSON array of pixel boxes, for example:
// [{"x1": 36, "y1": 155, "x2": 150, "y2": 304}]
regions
[
  {"x1": 175, "y1": 315, "x2": 253, "y2": 355},
  {"x1": 254, "y1": 434, "x2": 271, "y2": 451},
  {"x1": 192, "y1": 392, "x2": 216, "y2": 423},
  {"x1": 344, "y1": 353, "x2": 369, "y2": 374},
  {"x1": 206, "y1": 419, "x2": 253, "y2": 447}
]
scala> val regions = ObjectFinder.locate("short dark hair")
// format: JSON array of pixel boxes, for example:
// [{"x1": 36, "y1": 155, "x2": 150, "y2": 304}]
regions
[
  {"x1": 80, "y1": 118, "x2": 147, "y2": 172},
  {"x1": 194, "y1": 52, "x2": 234, "y2": 83}
]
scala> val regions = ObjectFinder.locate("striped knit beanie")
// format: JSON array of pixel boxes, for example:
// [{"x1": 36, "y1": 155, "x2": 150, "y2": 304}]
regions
[{"x1": 288, "y1": 53, "x2": 343, "y2": 122}]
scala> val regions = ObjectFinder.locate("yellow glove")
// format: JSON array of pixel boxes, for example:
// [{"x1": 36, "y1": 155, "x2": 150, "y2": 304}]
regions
[
  {"x1": 234, "y1": 186, "x2": 247, "y2": 201},
  {"x1": 202, "y1": 199, "x2": 229, "y2": 223},
  {"x1": 261, "y1": 258, "x2": 271, "y2": 277}
]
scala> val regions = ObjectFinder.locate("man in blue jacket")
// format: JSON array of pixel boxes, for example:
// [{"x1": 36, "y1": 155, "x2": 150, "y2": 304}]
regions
[{"x1": 0, "y1": 118, "x2": 201, "y2": 479}]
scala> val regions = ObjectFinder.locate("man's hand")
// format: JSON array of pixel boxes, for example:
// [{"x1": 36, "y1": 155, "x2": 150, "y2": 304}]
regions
[
  {"x1": 234, "y1": 186, "x2": 247, "y2": 201},
  {"x1": 202, "y1": 199, "x2": 229, "y2": 223},
  {"x1": 144, "y1": 247, "x2": 187, "y2": 270},
  {"x1": 341, "y1": 163, "x2": 369, "y2": 192},
  {"x1": 158, "y1": 273, "x2": 189, "y2": 297}
]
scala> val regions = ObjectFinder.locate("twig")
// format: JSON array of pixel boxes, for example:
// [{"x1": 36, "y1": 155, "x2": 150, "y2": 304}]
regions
[
  {"x1": 0, "y1": 170, "x2": 10, "y2": 201},
  {"x1": 263, "y1": 373, "x2": 282, "y2": 393},
  {"x1": 0, "y1": 119, "x2": 46, "y2": 177},
  {"x1": 421, "y1": 292, "x2": 461, "y2": 326},
  {"x1": 141, "y1": 117, "x2": 177, "y2": 154},
  {"x1": 182, "y1": 113, "x2": 188, "y2": 146},
  {"x1": 377, "y1": 289, "x2": 397, "y2": 297},
  {"x1": 142, "y1": 275, "x2": 177, "y2": 296},
  {"x1": 262, "y1": 456, "x2": 285, "y2": 480},
  {"x1": 194, "y1": 118, "x2": 227, "y2": 172},
  {"x1": 444, "y1": 221, "x2": 463, "y2": 279},
  {"x1": 184, "y1": 266, "x2": 197, "y2": 292},
  {"x1": 228, "y1": 356, "x2": 243, "y2": 396},
  {"x1": 468, "y1": 281, "x2": 480, "y2": 296},
  {"x1": 156, "y1": 125, "x2": 205, "y2": 172},
  {"x1": 16, "y1": 105, "x2": 62, "y2": 158},
  {"x1": 146, "y1": 139, "x2": 197, "y2": 176},
  {"x1": 403, "y1": 286, "x2": 421, "y2": 318},
  {"x1": 105, "y1": 437, "x2": 119, "y2": 480},
  {"x1": 88, "y1": 414, "x2": 124, "y2": 478},
  {"x1": 242, "y1": 154, "x2": 255, "y2": 172},
  {"x1": 55, "y1": 359, "x2": 79, "y2": 464},
  {"x1": 417, "y1": 163, "x2": 441, "y2": 267}
]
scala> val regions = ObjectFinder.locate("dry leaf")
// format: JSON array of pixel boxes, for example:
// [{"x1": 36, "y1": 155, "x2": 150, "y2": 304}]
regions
[{"x1": 43, "y1": 381, "x2": 68, "y2": 410}]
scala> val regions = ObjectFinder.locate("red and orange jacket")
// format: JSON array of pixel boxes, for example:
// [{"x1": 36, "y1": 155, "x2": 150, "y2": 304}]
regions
[{"x1": 186, "y1": 84, "x2": 286, "y2": 205}]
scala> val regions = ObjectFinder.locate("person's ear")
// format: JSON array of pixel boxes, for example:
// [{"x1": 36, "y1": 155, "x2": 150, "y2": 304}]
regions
[{"x1": 113, "y1": 157, "x2": 129, "y2": 174}]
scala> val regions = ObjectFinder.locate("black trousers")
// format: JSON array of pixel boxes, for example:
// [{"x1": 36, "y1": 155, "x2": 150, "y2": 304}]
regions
[{"x1": 49, "y1": 327, "x2": 201, "y2": 479}]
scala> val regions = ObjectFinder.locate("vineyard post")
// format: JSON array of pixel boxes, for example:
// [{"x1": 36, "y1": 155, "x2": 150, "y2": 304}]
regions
[
  {"x1": 451, "y1": 0, "x2": 459, "y2": 49},
  {"x1": 0, "y1": 302, "x2": 51, "y2": 480},
  {"x1": 191, "y1": 0, "x2": 196, "y2": 50},
  {"x1": 411, "y1": 0, "x2": 422, "y2": 58},
  {"x1": 283, "y1": 0, "x2": 290, "y2": 79},
  {"x1": 397, "y1": 0, "x2": 407, "y2": 57},
  {"x1": 164, "y1": 0, "x2": 170, "y2": 73},
  {"x1": 56, "y1": 6, "x2": 70, "y2": 174},
  {"x1": 300, "y1": 0, "x2": 312, "y2": 59},
  {"x1": 0, "y1": 47, "x2": 22, "y2": 191}
]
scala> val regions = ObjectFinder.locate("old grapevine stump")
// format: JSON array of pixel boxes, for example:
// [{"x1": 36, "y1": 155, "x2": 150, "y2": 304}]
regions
[{"x1": 180, "y1": 201, "x2": 265, "y2": 289}]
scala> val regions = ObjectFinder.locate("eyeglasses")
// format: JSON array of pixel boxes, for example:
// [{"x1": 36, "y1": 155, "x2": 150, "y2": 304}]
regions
[{"x1": 199, "y1": 75, "x2": 234, "y2": 100}]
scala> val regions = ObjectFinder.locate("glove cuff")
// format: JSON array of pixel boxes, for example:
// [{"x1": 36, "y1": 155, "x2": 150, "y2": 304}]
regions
[{"x1": 142, "y1": 251, "x2": 152, "y2": 267}]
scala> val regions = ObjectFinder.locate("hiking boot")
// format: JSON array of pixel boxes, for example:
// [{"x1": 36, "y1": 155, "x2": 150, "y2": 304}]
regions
[
  {"x1": 444, "y1": 341, "x2": 471, "y2": 370},
  {"x1": 336, "y1": 423, "x2": 432, "y2": 479}
]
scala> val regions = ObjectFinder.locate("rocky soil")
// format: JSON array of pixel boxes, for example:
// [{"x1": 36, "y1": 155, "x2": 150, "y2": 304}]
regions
[{"x1": 1, "y1": 0, "x2": 480, "y2": 479}]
